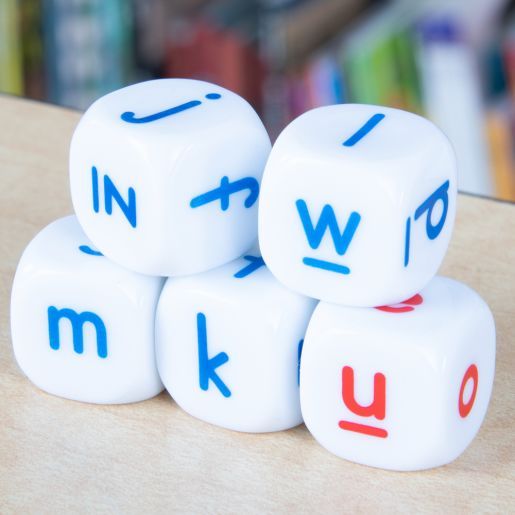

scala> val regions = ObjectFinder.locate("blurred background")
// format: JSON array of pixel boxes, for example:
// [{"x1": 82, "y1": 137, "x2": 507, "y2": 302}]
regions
[{"x1": 0, "y1": 0, "x2": 514, "y2": 200}]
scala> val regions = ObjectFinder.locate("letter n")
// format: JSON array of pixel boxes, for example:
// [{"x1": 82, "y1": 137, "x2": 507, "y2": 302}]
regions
[
  {"x1": 104, "y1": 174, "x2": 137, "y2": 228},
  {"x1": 91, "y1": 166, "x2": 137, "y2": 228}
]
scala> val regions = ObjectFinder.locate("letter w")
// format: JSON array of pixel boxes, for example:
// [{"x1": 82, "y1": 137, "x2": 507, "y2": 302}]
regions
[
  {"x1": 296, "y1": 200, "x2": 361, "y2": 255},
  {"x1": 48, "y1": 306, "x2": 108, "y2": 358}
]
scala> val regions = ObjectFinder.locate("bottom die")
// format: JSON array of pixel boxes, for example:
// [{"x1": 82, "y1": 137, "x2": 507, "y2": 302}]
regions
[
  {"x1": 300, "y1": 276, "x2": 495, "y2": 471},
  {"x1": 10, "y1": 216, "x2": 164, "y2": 403},
  {"x1": 156, "y1": 254, "x2": 317, "y2": 432}
]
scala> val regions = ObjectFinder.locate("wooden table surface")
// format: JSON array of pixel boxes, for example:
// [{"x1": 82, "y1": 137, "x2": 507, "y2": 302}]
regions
[{"x1": 0, "y1": 95, "x2": 514, "y2": 514}]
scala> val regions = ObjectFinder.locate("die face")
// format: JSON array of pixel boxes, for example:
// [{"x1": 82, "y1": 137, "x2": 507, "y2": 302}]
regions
[
  {"x1": 10, "y1": 216, "x2": 164, "y2": 404},
  {"x1": 300, "y1": 277, "x2": 495, "y2": 471},
  {"x1": 259, "y1": 104, "x2": 457, "y2": 307},
  {"x1": 70, "y1": 78, "x2": 271, "y2": 276},
  {"x1": 441, "y1": 299, "x2": 496, "y2": 462},
  {"x1": 156, "y1": 255, "x2": 317, "y2": 432}
]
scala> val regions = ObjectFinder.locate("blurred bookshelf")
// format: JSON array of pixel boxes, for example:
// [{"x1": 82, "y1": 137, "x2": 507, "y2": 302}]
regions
[{"x1": 1, "y1": 0, "x2": 514, "y2": 201}]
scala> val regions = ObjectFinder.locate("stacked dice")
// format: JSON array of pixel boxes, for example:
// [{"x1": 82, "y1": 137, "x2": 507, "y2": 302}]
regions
[
  {"x1": 10, "y1": 79, "x2": 495, "y2": 471},
  {"x1": 258, "y1": 105, "x2": 496, "y2": 470}
]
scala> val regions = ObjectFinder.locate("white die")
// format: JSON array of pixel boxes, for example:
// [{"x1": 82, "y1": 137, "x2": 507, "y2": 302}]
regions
[
  {"x1": 10, "y1": 216, "x2": 164, "y2": 404},
  {"x1": 155, "y1": 255, "x2": 317, "y2": 432},
  {"x1": 300, "y1": 276, "x2": 495, "y2": 471},
  {"x1": 70, "y1": 78, "x2": 271, "y2": 276},
  {"x1": 259, "y1": 104, "x2": 457, "y2": 307}
]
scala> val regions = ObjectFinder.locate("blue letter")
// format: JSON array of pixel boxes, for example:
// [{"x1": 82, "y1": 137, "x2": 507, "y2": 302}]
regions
[
  {"x1": 297, "y1": 339, "x2": 304, "y2": 386},
  {"x1": 91, "y1": 167, "x2": 137, "y2": 228},
  {"x1": 104, "y1": 174, "x2": 137, "y2": 228},
  {"x1": 233, "y1": 255, "x2": 265, "y2": 278},
  {"x1": 48, "y1": 306, "x2": 107, "y2": 358},
  {"x1": 296, "y1": 199, "x2": 361, "y2": 255},
  {"x1": 342, "y1": 113, "x2": 385, "y2": 147},
  {"x1": 404, "y1": 217, "x2": 411, "y2": 267},
  {"x1": 414, "y1": 180, "x2": 449, "y2": 240},
  {"x1": 197, "y1": 313, "x2": 231, "y2": 397},
  {"x1": 190, "y1": 176, "x2": 259, "y2": 211},
  {"x1": 78, "y1": 245, "x2": 103, "y2": 256},
  {"x1": 120, "y1": 93, "x2": 221, "y2": 124},
  {"x1": 122, "y1": 100, "x2": 202, "y2": 124},
  {"x1": 92, "y1": 166, "x2": 100, "y2": 213}
]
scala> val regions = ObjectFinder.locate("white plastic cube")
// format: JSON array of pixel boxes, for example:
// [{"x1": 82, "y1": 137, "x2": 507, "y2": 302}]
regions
[
  {"x1": 259, "y1": 104, "x2": 457, "y2": 307},
  {"x1": 300, "y1": 276, "x2": 495, "y2": 471},
  {"x1": 156, "y1": 255, "x2": 317, "y2": 432},
  {"x1": 10, "y1": 216, "x2": 164, "y2": 403},
  {"x1": 70, "y1": 78, "x2": 271, "y2": 276}
]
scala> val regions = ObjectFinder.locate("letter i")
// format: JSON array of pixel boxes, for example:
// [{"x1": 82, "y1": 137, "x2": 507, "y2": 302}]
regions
[
  {"x1": 404, "y1": 216, "x2": 411, "y2": 267},
  {"x1": 92, "y1": 166, "x2": 100, "y2": 213}
]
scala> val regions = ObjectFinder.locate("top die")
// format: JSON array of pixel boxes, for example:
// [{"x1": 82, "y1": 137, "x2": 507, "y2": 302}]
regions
[
  {"x1": 258, "y1": 104, "x2": 457, "y2": 307},
  {"x1": 70, "y1": 79, "x2": 271, "y2": 276}
]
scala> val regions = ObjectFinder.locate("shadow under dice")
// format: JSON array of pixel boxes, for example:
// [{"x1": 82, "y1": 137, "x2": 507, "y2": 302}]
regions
[
  {"x1": 70, "y1": 78, "x2": 271, "y2": 276},
  {"x1": 10, "y1": 216, "x2": 164, "y2": 404},
  {"x1": 156, "y1": 254, "x2": 317, "y2": 432},
  {"x1": 300, "y1": 276, "x2": 495, "y2": 471},
  {"x1": 258, "y1": 104, "x2": 457, "y2": 307}
]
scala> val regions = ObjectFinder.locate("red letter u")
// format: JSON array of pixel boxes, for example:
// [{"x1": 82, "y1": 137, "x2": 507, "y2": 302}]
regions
[{"x1": 342, "y1": 366, "x2": 386, "y2": 420}]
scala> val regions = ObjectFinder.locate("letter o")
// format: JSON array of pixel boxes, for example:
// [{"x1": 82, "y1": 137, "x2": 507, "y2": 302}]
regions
[{"x1": 459, "y1": 364, "x2": 478, "y2": 418}]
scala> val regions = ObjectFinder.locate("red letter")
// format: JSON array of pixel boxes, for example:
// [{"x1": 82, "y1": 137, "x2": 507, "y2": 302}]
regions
[
  {"x1": 375, "y1": 294, "x2": 423, "y2": 313},
  {"x1": 338, "y1": 366, "x2": 388, "y2": 438},
  {"x1": 459, "y1": 364, "x2": 478, "y2": 418},
  {"x1": 341, "y1": 366, "x2": 386, "y2": 420}
]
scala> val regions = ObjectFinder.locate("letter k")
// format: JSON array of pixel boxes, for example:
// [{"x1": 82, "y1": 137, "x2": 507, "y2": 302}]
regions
[{"x1": 197, "y1": 313, "x2": 231, "y2": 398}]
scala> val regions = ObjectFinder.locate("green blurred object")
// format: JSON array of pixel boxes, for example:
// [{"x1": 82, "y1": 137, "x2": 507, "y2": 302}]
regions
[{"x1": 0, "y1": 0, "x2": 23, "y2": 95}]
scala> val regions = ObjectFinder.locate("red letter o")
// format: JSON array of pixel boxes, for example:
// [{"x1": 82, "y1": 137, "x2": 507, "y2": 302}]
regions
[{"x1": 459, "y1": 364, "x2": 478, "y2": 418}]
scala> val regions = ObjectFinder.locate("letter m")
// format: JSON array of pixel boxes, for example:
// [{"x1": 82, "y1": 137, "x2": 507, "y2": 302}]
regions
[
  {"x1": 295, "y1": 199, "x2": 361, "y2": 256},
  {"x1": 48, "y1": 306, "x2": 108, "y2": 358}
]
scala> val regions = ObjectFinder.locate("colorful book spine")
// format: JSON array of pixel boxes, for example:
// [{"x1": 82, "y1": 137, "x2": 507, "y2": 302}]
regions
[
  {"x1": 20, "y1": 0, "x2": 46, "y2": 100},
  {"x1": 42, "y1": 0, "x2": 133, "y2": 110},
  {"x1": 0, "y1": 0, "x2": 23, "y2": 95},
  {"x1": 164, "y1": 19, "x2": 265, "y2": 111},
  {"x1": 486, "y1": 107, "x2": 515, "y2": 201},
  {"x1": 417, "y1": 16, "x2": 494, "y2": 196},
  {"x1": 339, "y1": 5, "x2": 419, "y2": 112}
]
